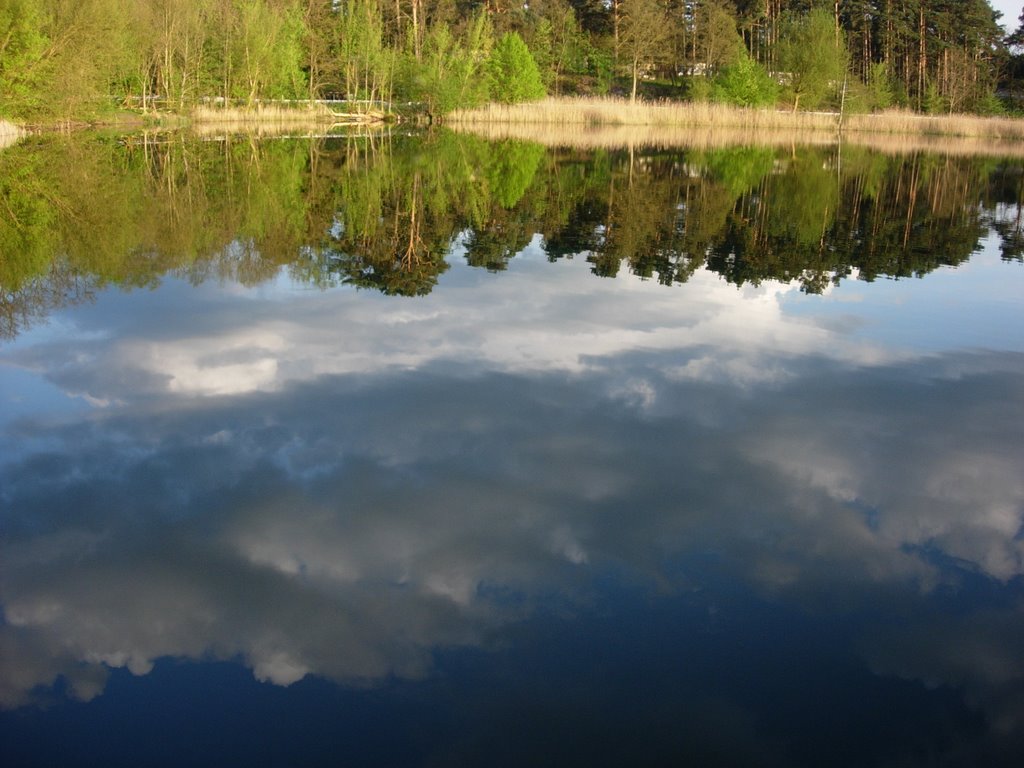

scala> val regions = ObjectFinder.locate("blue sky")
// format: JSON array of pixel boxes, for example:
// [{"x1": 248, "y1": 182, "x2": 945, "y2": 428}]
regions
[{"x1": 993, "y1": 0, "x2": 1021, "y2": 30}]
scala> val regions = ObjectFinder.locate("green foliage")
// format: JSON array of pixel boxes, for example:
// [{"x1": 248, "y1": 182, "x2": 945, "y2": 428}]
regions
[
  {"x1": 686, "y1": 76, "x2": 714, "y2": 102},
  {"x1": 588, "y1": 47, "x2": 615, "y2": 95},
  {"x1": 487, "y1": 141, "x2": 545, "y2": 209},
  {"x1": 839, "y1": 79, "x2": 873, "y2": 116},
  {"x1": 0, "y1": 0, "x2": 134, "y2": 119},
  {"x1": 711, "y1": 54, "x2": 778, "y2": 108},
  {"x1": 0, "y1": 0, "x2": 50, "y2": 117},
  {"x1": 974, "y1": 92, "x2": 1008, "y2": 117},
  {"x1": 867, "y1": 63, "x2": 894, "y2": 111},
  {"x1": 526, "y1": 1, "x2": 589, "y2": 94},
  {"x1": 233, "y1": 0, "x2": 307, "y2": 102},
  {"x1": 0, "y1": 0, "x2": 1016, "y2": 119},
  {"x1": 700, "y1": 147, "x2": 775, "y2": 196},
  {"x1": 923, "y1": 81, "x2": 946, "y2": 115},
  {"x1": 401, "y1": 17, "x2": 491, "y2": 114},
  {"x1": 619, "y1": 0, "x2": 670, "y2": 102},
  {"x1": 530, "y1": 19, "x2": 556, "y2": 89},
  {"x1": 693, "y1": 0, "x2": 743, "y2": 74},
  {"x1": 777, "y1": 8, "x2": 849, "y2": 111},
  {"x1": 337, "y1": 0, "x2": 394, "y2": 102},
  {"x1": 267, "y1": 1, "x2": 307, "y2": 99},
  {"x1": 487, "y1": 32, "x2": 546, "y2": 104}
]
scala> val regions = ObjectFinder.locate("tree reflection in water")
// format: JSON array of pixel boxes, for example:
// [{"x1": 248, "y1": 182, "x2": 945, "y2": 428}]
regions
[{"x1": 2, "y1": 130, "x2": 1022, "y2": 333}]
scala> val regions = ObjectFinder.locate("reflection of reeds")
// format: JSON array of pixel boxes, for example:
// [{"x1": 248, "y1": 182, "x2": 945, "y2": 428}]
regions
[
  {"x1": 453, "y1": 122, "x2": 835, "y2": 150},
  {"x1": 187, "y1": 122, "x2": 392, "y2": 140},
  {"x1": 451, "y1": 120, "x2": 1024, "y2": 158},
  {"x1": 448, "y1": 97, "x2": 1024, "y2": 142},
  {"x1": 190, "y1": 103, "x2": 385, "y2": 129},
  {"x1": 0, "y1": 119, "x2": 23, "y2": 149}
]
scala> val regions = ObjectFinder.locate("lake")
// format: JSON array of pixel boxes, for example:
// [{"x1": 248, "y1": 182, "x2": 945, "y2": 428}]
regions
[{"x1": 1, "y1": 130, "x2": 1023, "y2": 766}]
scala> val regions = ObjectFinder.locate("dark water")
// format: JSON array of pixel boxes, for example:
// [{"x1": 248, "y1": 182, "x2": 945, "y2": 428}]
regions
[{"x1": 1, "y1": 131, "x2": 1023, "y2": 766}]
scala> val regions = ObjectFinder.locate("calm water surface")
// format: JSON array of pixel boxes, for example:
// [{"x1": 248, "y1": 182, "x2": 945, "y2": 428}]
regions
[{"x1": 1, "y1": 132, "x2": 1023, "y2": 766}]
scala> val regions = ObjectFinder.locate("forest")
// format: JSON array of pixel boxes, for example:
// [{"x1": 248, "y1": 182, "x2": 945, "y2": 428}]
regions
[{"x1": 1, "y1": 0, "x2": 1023, "y2": 121}]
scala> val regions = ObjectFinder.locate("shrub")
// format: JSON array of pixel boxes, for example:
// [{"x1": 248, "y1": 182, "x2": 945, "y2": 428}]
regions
[
  {"x1": 711, "y1": 54, "x2": 778, "y2": 107},
  {"x1": 923, "y1": 82, "x2": 946, "y2": 114},
  {"x1": 974, "y1": 92, "x2": 1008, "y2": 116},
  {"x1": 867, "y1": 63, "x2": 894, "y2": 110},
  {"x1": 686, "y1": 76, "x2": 714, "y2": 102}
]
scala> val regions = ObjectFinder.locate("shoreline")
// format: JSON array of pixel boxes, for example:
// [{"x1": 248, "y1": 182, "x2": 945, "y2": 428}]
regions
[{"x1": 5, "y1": 96, "x2": 1024, "y2": 157}]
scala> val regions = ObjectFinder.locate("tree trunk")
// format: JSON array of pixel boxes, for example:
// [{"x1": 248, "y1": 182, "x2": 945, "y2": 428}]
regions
[{"x1": 411, "y1": 0, "x2": 421, "y2": 61}]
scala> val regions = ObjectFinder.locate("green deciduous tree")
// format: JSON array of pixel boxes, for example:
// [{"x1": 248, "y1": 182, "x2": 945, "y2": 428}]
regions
[
  {"x1": 0, "y1": 0, "x2": 135, "y2": 119},
  {"x1": 693, "y1": 0, "x2": 744, "y2": 76},
  {"x1": 487, "y1": 31, "x2": 546, "y2": 104},
  {"x1": 619, "y1": 0, "x2": 669, "y2": 103},
  {"x1": 397, "y1": 14, "x2": 491, "y2": 114},
  {"x1": 337, "y1": 0, "x2": 394, "y2": 103},
  {"x1": 233, "y1": 0, "x2": 307, "y2": 103},
  {"x1": 777, "y1": 7, "x2": 849, "y2": 111},
  {"x1": 0, "y1": 0, "x2": 50, "y2": 116}
]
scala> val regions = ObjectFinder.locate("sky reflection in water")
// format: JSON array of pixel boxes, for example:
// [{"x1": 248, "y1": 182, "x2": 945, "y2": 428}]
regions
[{"x1": 1, "y1": 135, "x2": 1023, "y2": 766}]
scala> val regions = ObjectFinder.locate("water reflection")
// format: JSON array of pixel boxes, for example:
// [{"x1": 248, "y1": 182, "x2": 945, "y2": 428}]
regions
[
  {"x1": 3, "y1": 348, "x2": 1024, "y2": 757},
  {"x1": 1, "y1": 132, "x2": 1024, "y2": 765},
  {"x1": 2, "y1": 131, "x2": 1022, "y2": 339}
]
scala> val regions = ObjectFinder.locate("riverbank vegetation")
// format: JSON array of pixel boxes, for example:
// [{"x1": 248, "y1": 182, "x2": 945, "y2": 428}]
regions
[{"x1": 2, "y1": 1, "x2": 1024, "y2": 127}]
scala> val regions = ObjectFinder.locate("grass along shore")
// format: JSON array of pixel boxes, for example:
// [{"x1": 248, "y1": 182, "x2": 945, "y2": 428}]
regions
[{"x1": 447, "y1": 98, "x2": 1024, "y2": 142}]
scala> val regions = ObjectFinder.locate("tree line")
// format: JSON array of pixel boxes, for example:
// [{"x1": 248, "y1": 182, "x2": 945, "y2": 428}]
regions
[{"x1": 1, "y1": 0, "x2": 1023, "y2": 120}]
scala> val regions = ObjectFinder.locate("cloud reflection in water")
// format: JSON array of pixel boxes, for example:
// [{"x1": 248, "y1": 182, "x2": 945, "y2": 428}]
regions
[{"x1": 1, "y1": 248, "x2": 1023, "y2": 763}]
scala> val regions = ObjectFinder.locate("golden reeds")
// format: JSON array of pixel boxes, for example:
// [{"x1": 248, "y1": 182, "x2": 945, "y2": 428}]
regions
[
  {"x1": 449, "y1": 98, "x2": 838, "y2": 131},
  {"x1": 452, "y1": 120, "x2": 1024, "y2": 158},
  {"x1": 447, "y1": 97, "x2": 1024, "y2": 143}
]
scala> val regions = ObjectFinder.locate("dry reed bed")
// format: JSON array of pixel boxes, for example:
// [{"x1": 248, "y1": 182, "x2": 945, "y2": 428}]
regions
[
  {"x1": 453, "y1": 120, "x2": 1024, "y2": 158},
  {"x1": 447, "y1": 97, "x2": 1024, "y2": 142}
]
